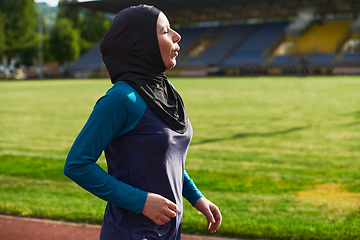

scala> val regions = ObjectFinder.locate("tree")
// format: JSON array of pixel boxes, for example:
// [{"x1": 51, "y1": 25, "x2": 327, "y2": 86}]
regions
[
  {"x1": 81, "y1": 10, "x2": 111, "y2": 43},
  {"x1": 58, "y1": 0, "x2": 81, "y2": 29},
  {"x1": 79, "y1": 9, "x2": 111, "y2": 53},
  {"x1": 0, "y1": 12, "x2": 6, "y2": 61},
  {"x1": 0, "y1": 0, "x2": 37, "y2": 63},
  {"x1": 53, "y1": 1, "x2": 112, "y2": 62},
  {"x1": 49, "y1": 18, "x2": 80, "y2": 64}
]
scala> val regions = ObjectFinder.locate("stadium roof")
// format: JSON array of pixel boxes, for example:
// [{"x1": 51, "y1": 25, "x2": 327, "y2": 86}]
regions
[{"x1": 61, "y1": 0, "x2": 360, "y2": 24}]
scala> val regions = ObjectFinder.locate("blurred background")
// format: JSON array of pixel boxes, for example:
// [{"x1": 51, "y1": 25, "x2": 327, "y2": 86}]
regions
[
  {"x1": 2, "y1": 1, "x2": 360, "y2": 239},
  {"x1": 1, "y1": 0, "x2": 360, "y2": 80}
]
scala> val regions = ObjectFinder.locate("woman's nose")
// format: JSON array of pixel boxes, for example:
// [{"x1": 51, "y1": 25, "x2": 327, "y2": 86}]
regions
[{"x1": 173, "y1": 30, "x2": 181, "y2": 43}]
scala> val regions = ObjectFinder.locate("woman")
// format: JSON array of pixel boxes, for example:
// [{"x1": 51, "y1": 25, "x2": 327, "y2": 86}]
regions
[{"x1": 64, "y1": 4, "x2": 221, "y2": 240}]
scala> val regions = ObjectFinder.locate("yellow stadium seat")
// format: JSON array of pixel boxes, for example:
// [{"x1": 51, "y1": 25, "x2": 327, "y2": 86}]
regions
[{"x1": 287, "y1": 21, "x2": 352, "y2": 54}]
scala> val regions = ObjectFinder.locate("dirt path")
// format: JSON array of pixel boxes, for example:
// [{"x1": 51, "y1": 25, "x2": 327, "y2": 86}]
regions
[{"x1": 0, "y1": 214, "x2": 244, "y2": 240}]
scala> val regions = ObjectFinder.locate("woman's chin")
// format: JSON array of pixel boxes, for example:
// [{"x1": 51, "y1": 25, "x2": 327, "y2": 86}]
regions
[{"x1": 166, "y1": 60, "x2": 177, "y2": 69}]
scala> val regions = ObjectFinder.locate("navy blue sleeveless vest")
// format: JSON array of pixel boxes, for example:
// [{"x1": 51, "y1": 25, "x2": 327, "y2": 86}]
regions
[{"x1": 100, "y1": 106, "x2": 192, "y2": 239}]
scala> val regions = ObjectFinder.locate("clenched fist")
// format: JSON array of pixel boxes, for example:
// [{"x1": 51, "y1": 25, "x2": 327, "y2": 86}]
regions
[{"x1": 141, "y1": 192, "x2": 178, "y2": 225}]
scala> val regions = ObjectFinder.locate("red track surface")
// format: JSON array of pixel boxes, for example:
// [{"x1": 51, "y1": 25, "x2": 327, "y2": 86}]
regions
[{"x1": 0, "y1": 214, "x2": 245, "y2": 240}]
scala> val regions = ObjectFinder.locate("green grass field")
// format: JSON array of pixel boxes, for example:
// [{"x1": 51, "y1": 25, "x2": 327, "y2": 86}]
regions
[{"x1": 1, "y1": 76, "x2": 360, "y2": 239}]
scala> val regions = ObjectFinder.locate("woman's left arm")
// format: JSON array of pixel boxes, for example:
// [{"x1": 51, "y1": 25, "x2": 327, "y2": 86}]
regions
[{"x1": 183, "y1": 170, "x2": 222, "y2": 233}]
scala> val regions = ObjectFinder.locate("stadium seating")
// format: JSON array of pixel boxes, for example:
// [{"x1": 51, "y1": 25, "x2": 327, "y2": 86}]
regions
[
  {"x1": 268, "y1": 55, "x2": 301, "y2": 69},
  {"x1": 221, "y1": 21, "x2": 288, "y2": 68},
  {"x1": 178, "y1": 24, "x2": 258, "y2": 68},
  {"x1": 66, "y1": 18, "x2": 359, "y2": 76},
  {"x1": 286, "y1": 21, "x2": 352, "y2": 54},
  {"x1": 175, "y1": 27, "x2": 209, "y2": 59},
  {"x1": 336, "y1": 53, "x2": 360, "y2": 66},
  {"x1": 307, "y1": 53, "x2": 335, "y2": 67}
]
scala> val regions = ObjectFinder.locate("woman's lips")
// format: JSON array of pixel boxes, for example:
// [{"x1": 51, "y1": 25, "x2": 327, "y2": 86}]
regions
[{"x1": 173, "y1": 47, "x2": 180, "y2": 57}]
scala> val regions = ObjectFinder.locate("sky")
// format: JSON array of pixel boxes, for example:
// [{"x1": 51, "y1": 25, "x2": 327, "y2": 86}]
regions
[{"x1": 35, "y1": 0, "x2": 59, "y2": 7}]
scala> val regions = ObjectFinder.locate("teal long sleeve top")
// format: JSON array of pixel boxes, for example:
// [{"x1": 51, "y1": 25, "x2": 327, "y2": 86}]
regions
[{"x1": 64, "y1": 81, "x2": 203, "y2": 215}]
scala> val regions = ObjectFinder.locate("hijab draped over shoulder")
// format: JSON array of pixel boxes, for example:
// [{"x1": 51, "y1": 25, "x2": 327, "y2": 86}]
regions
[{"x1": 100, "y1": 5, "x2": 187, "y2": 134}]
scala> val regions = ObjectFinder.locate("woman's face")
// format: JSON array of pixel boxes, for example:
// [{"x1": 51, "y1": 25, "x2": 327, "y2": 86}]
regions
[{"x1": 157, "y1": 12, "x2": 181, "y2": 69}]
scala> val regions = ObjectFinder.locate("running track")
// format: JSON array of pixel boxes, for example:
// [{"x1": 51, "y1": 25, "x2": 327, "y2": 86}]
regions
[{"x1": 0, "y1": 214, "x2": 248, "y2": 240}]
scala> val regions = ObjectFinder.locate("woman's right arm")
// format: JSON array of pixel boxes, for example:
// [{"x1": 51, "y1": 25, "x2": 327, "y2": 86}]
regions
[{"x1": 64, "y1": 83, "x2": 148, "y2": 214}]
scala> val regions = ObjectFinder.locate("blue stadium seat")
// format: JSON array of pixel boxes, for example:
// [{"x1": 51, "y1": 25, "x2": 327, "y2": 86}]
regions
[
  {"x1": 179, "y1": 24, "x2": 257, "y2": 68},
  {"x1": 175, "y1": 27, "x2": 209, "y2": 54},
  {"x1": 336, "y1": 53, "x2": 360, "y2": 66},
  {"x1": 222, "y1": 21, "x2": 288, "y2": 68},
  {"x1": 268, "y1": 55, "x2": 300, "y2": 68},
  {"x1": 307, "y1": 54, "x2": 335, "y2": 67}
]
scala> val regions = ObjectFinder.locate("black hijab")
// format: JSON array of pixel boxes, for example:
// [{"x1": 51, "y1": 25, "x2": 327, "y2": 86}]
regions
[{"x1": 100, "y1": 5, "x2": 187, "y2": 134}]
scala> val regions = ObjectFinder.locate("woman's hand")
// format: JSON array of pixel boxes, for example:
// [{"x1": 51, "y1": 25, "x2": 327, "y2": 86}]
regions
[
  {"x1": 141, "y1": 192, "x2": 178, "y2": 225},
  {"x1": 193, "y1": 197, "x2": 222, "y2": 233}
]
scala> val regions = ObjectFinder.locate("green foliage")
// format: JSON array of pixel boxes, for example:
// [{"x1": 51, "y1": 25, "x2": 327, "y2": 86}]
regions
[
  {"x1": 34, "y1": 1, "x2": 112, "y2": 64},
  {"x1": 0, "y1": 12, "x2": 6, "y2": 59},
  {"x1": 57, "y1": 0, "x2": 81, "y2": 29},
  {"x1": 52, "y1": 1, "x2": 112, "y2": 62},
  {"x1": 81, "y1": 10, "x2": 112, "y2": 43},
  {"x1": 42, "y1": 34, "x2": 55, "y2": 62},
  {"x1": 49, "y1": 18, "x2": 80, "y2": 64},
  {"x1": 0, "y1": 0, "x2": 37, "y2": 60},
  {"x1": 78, "y1": 10, "x2": 112, "y2": 54},
  {"x1": 1, "y1": 77, "x2": 360, "y2": 239}
]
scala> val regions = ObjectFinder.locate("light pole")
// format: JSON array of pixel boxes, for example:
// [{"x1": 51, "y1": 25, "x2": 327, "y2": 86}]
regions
[{"x1": 38, "y1": 9, "x2": 44, "y2": 79}]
